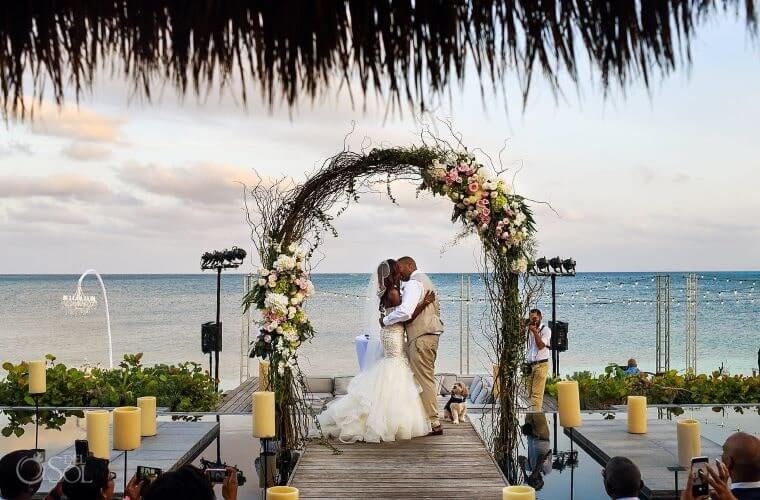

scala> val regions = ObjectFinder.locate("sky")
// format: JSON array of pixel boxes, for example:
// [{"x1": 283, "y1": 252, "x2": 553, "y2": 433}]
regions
[{"x1": 1, "y1": 16, "x2": 758, "y2": 274}]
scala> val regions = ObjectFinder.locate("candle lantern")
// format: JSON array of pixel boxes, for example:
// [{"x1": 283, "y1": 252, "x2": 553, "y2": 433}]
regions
[
  {"x1": 556, "y1": 380, "x2": 582, "y2": 428},
  {"x1": 113, "y1": 406, "x2": 142, "y2": 491},
  {"x1": 28, "y1": 360, "x2": 46, "y2": 394},
  {"x1": 503, "y1": 485, "x2": 536, "y2": 500},
  {"x1": 267, "y1": 486, "x2": 299, "y2": 499},
  {"x1": 137, "y1": 397, "x2": 157, "y2": 437},
  {"x1": 677, "y1": 419, "x2": 701, "y2": 469},
  {"x1": 86, "y1": 410, "x2": 110, "y2": 459},
  {"x1": 627, "y1": 396, "x2": 647, "y2": 434}
]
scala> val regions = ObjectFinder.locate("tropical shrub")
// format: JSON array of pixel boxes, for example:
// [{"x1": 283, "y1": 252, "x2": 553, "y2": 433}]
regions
[
  {"x1": 545, "y1": 365, "x2": 760, "y2": 410},
  {"x1": 0, "y1": 353, "x2": 219, "y2": 437}
]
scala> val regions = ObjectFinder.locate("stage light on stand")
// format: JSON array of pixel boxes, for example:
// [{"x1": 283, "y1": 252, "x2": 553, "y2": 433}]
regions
[
  {"x1": 549, "y1": 257, "x2": 562, "y2": 274},
  {"x1": 561, "y1": 258, "x2": 576, "y2": 275},
  {"x1": 534, "y1": 257, "x2": 549, "y2": 274}
]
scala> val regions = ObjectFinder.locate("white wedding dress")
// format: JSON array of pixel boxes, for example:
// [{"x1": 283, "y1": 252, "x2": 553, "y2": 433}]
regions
[{"x1": 317, "y1": 309, "x2": 431, "y2": 443}]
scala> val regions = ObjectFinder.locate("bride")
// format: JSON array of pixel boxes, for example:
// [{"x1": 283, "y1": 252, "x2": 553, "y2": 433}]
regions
[{"x1": 317, "y1": 258, "x2": 435, "y2": 443}]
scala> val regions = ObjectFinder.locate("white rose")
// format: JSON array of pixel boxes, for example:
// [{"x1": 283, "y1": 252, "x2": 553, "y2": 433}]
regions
[
  {"x1": 259, "y1": 268, "x2": 270, "y2": 277},
  {"x1": 258, "y1": 278, "x2": 267, "y2": 286},
  {"x1": 268, "y1": 274, "x2": 277, "y2": 283}
]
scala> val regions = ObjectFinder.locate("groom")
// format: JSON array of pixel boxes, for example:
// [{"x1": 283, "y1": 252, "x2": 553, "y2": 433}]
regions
[{"x1": 382, "y1": 256, "x2": 445, "y2": 436}]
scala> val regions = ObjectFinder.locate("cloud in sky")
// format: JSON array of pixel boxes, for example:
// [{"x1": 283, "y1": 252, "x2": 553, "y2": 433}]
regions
[
  {"x1": 61, "y1": 141, "x2": 112, "y2": 161},
  {"x1": 118, "y1": 162, "x2": 260, "y2": 206},
  {"x1": 0, "y1": 173, "x2": 112, "y2": 202},
  {"x1": 18, "y1": 99, "x2": 126, "y2": 143}
]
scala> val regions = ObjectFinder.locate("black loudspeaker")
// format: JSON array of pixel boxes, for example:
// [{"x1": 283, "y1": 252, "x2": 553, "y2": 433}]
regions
[
  {"x1": 202, "y1": 322, "x2": 223, "y2": 353},
  {"x1": 549, "y1": 321, "x2": 568, "y2": 352}
]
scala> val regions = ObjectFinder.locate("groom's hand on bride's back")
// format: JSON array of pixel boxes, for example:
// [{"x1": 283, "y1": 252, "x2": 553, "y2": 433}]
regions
[{"x1": 423, "y1": 291, "x2": 435, "y2": 306}]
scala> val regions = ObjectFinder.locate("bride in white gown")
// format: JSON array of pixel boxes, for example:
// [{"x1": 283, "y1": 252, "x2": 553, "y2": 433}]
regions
[{"x1": 317, "y1": 259, "x2": 435, "y2": 443}]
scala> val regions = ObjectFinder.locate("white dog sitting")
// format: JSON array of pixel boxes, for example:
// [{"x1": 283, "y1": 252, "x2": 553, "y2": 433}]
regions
[{"x1": 443, "y1": 382, "x2": 469, "y2": 424}]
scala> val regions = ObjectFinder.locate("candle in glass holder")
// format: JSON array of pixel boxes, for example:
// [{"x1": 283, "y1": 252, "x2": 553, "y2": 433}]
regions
[
  {"x1": 113, "y1": 406, "x2": 141, "y2": 451},
  {"x1": 28, "y1": 360, "x2": 46, "y2": 394},
  {"x1": 252, "y1": 391, "x2": 275, "y2": 438},
  {"x1": 137, "y1": 396, "x2": 157, "y2": 437},
  {"x1": 86, "y1": 410, "x2": 110, "y2": 459},
  {"x1": 557, "y1": 380, "x2": 582, "y2": 428},
  {"x1": 503, "y1": 485, "x2": 536, "y2": 500},
  {"x1": 259, "y1": 361, "x2": 271, "y2": 391},
  {"x1": 627, "y1": 396, "x2": 647, "y2": 434},
  {"x1": 677, "y1": 419, "x2": 701, "y2": 468}
]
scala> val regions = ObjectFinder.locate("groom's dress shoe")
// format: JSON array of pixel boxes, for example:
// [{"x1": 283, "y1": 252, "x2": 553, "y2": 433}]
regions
[{"x1": 427, "y1": 425, "x2": 444, "y2": 436}]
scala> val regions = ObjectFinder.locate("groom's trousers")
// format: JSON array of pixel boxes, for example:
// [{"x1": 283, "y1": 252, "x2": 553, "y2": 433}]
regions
[{"x1": 409, "y1": 334, "x2": 441, "y2": 427}]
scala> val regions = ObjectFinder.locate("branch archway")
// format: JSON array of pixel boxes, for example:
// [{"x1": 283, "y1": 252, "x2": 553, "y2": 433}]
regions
[{"x1": 243, "y1": 142, "x2": 536, "y2": 479}]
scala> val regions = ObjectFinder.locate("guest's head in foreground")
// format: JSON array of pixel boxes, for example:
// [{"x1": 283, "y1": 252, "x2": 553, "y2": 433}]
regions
[
  {"x1": 603, "y1": 456, "x2": 642, "y2": 499},
  {"x1": 627, "y1": 358, "x2": 637, "y2": 368},
  {"x1": 141, "y1": 464, "x2": 243, "y2": 500},
  {"x1": 529, "y1": 308, "x2": 542, "y2": 326},
  {"x1": 722, "y1": 431, "x2": 760, "y2": 484},
  {"x1": 397, "y1": 256, "x2": 417, "y2": 281},
  {"x1": 61, "y1": 456, "x2": 114, "y2": 500},
  {"x1": 0, "y1": 450, "x2": 43, "y2": 500}
]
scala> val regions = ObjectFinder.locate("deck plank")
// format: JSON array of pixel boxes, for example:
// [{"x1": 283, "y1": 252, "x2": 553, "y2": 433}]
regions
[{"x1": 290, "y1": 419, "x2": 506, "y2": 499}]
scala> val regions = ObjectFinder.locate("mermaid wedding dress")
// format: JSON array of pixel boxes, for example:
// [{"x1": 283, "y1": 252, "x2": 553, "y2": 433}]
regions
[{"x1": 316, "y1": 307, "x2": 431, "y2": 443}]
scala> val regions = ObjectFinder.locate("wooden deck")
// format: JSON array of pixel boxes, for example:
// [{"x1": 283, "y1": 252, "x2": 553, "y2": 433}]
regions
[
  {"x1": 290, "y1": 420, "x2": 506, "y2": 499},
  {"x1": 35, "y1": 421, "x2": 219, "y2": 499},
  {"x1": 217, "y1": 376, "x2": 259, "y2": 413},
  {"x1": 566, "y1": 419, "x2": 724, "y2": 499}
]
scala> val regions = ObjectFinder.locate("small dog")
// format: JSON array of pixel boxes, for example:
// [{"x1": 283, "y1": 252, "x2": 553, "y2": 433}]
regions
[{"x1": 444, "y1": 382, "x2": 469, "y2": 424}]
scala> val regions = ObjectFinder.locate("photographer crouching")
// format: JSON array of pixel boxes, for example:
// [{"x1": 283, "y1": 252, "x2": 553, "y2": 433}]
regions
[{"x1": 525, "y1": 308, "x2": 551, "y2": 411}]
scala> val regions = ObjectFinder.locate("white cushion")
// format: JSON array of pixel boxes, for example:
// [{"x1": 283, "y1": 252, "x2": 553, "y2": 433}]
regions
[
  {"x1": 333, "y1": 376, "x2": 353, "y2": 395},
  {"x1": 469, "y1": 375, "x2": 484, "y2": 403}
]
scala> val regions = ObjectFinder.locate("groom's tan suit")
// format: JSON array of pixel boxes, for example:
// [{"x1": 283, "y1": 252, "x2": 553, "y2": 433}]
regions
[{"x1": 404, "y1": 271, "x2": 444, "y2": 427}]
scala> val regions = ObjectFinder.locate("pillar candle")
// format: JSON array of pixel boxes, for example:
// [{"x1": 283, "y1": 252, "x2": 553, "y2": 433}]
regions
[
  {"x1": 113, "y1": 406, "x2": 141, "y2": 451},
  {"x1": 259, "y1": 361, "x2": 271, "y2": 391},
  {"x1": 28, "y1": 360, "x2": 46, "y2": 394},
  {"x1": 137, "y1": 396, "x2": 157, "y2": 437},
  {"x1": 267, "y1": 486, "x2": 299, "y2": 499},
  {"x1": 627, "y1": 396, "x2": 647, "y2": 434},
  {"x1": 86, "y1": 410, "x2": 110, "y2": 459},
  {"x1": 677, "y1": 419, "x2": 701, "y2": 469},
  {"x1": 503, "y1": 485, "x2": 536, "y2": 500},
  {"x1": 556, "y1": 380, "x2": 582, "y2": 428},
  {"x1": 252, "y1": 391, "x2": 276, "y2": 438}
]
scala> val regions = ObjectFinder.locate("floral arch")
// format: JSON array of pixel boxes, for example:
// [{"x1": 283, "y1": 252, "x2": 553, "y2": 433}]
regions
[{"x1": 243, "y1": 142, "x2": 536, "y2": 475}]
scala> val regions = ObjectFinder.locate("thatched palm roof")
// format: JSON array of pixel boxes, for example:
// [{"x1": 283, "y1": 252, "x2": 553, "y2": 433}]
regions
[{"x1": 1, "y1": 0, "x2": 756, "y2": 120}]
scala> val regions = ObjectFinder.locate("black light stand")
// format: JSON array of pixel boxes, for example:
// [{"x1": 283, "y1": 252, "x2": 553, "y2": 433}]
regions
[
  {"x1": 31, "y1": 394, "x2": 45, "y2": 462},
  {"x1": 201, "y1": 247, "x2": 246, "y2": 464},
  {"x1": 530, "y1": 257, "x2": 576, "y2": 378}
]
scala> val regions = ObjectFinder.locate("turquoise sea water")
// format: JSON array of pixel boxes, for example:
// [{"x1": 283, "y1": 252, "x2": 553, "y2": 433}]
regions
[{"x1": 1, "y1": 272, "x2": 758, "y2": 390}]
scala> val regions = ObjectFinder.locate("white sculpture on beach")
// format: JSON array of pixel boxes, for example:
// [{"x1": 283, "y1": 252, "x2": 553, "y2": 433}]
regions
[{"x1": 62, "y1": 269, "x2": 113, "y2": 368}]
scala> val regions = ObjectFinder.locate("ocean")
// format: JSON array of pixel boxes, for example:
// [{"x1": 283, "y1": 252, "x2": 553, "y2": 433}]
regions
[{"x1": 1, "y1": 272, "x2": 758, "y2": 391}]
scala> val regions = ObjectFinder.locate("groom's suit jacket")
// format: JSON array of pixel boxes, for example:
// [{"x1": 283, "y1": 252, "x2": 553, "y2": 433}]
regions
[{"x1": 405, "y1": 271, "x2": 444, "y2": 344}]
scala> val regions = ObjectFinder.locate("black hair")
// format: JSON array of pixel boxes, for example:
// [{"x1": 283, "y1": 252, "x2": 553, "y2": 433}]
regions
[
  {"x1": 61, "y1": 456, "x2": 111, "y2": 500},
  {"x1": 0, "y1": 450, "x2": 43, "y2": 499},
  {"x1": 141, "y1": 465, "x2": 215, "y2": 500},
  {"x1": 603, "y1": 456, "x2": 642, "y2": 498},
  {"x1": 529, "y1": 308, "x2": 542, "y2": 316}
]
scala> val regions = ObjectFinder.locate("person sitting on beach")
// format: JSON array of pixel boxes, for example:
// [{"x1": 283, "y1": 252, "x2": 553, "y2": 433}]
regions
[
  {"x1": 46, "y1": 456, "x2": 114, "y2": 500},
  {"x1": 623, "y1": 358, "x2": 640, "y2": 376},
  {"x1": 0, "y1": 450, "x2": 43, "y2": 500},
  {"x1": 140, "y1": 464, "x2": 238, "y2": 500},
  {"x1": 602, "y1": 456, "x2": 643, "y2": 499}
]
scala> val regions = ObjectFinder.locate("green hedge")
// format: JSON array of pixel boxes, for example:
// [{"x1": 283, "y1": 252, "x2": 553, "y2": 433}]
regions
[
  {"x1": 545, "y1": 365, "x2": 760, "y2": 410},
  {"x1": 0, "y1": 353, "x2": 220, "y2": 438}
]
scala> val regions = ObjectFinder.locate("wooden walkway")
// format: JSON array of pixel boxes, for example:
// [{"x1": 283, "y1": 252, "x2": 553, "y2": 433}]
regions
[
  {"x1": 566, "y1": 419, "x2": 724, "y2": 499},
  {"x1": 290, "y1": 420, "x2": 506, "y2": 499}
]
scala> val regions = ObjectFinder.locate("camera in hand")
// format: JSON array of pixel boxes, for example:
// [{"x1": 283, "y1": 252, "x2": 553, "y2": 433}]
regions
[
  {"x1": 75, "y1": 439, "x2": 90, "y2": 465},
  {"x1": 137, "y1": 465, "x2": 162, "y2": 482},
  {"x1": 690, "y1": 456, "x2": 709, "y2": 496},
  {"x1": 207, "y1": 468, "x2": 227, "y2": 484}
]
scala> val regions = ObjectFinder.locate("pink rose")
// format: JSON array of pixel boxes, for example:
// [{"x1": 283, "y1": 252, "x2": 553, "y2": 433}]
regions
[
  {"x1": 468, "y1": 182, "x2": 480, "y2": 193},
  {"x1": 480, "y1": 207, "x2": 491, "y2": 217}
]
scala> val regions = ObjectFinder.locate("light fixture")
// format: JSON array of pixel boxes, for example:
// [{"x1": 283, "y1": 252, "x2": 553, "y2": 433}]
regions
[
  {"x1": 561, "y1": 258, "x2": 576, "y2": 275},
  {"x1": 549, "y1": 257, "x2": 562, "y2": 274},
  {"x1": 535, "y1": 257, "x2": 549, "y2": 274},
  {"x1": 63, "y1": 269, "x2": 113, "y2": 368}
]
